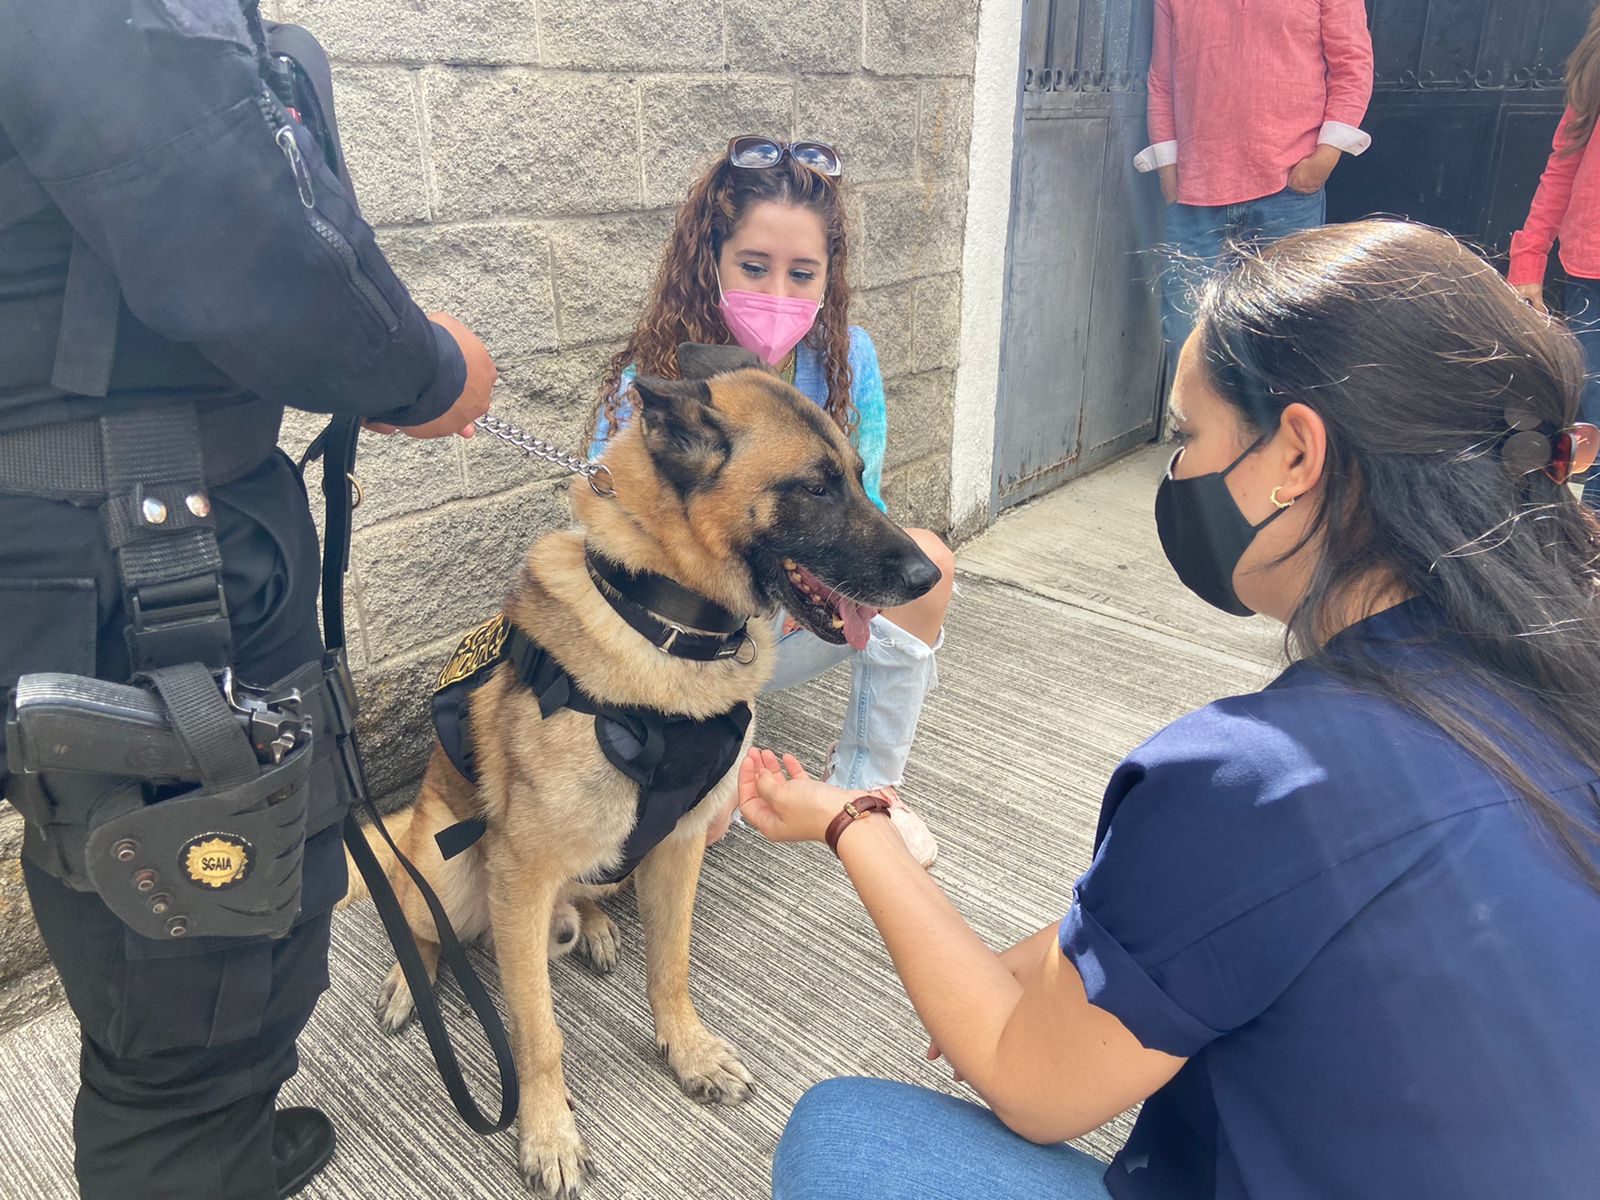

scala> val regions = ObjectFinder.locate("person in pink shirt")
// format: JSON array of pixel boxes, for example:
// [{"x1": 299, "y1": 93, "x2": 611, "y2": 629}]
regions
[
  {"x1": 1138, "y1": 0, "x2": 1374, "y2": 365},
  {"x1": 1510, "y1": 7, "x2": 1600, "y2": 509}
]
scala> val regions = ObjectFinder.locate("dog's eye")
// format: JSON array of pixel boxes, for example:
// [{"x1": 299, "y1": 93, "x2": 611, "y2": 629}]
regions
[{"x1": 805, "y1": 481, "x2": 828, "y2": 497}]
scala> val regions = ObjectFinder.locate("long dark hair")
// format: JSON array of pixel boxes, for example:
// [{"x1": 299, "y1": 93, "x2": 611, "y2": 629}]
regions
[
  {"x1": 1561, "y1": 5, "x2": 1600, "y2": 155},
  {"x1": 596, "y1": 154, "x2": 855, "y2": 440},
  {"x1": 1196, "y1": 220, "x2": 1600, "y2": 891}
]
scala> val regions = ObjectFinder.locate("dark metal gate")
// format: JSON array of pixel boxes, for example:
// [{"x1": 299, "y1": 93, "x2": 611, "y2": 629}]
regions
[
  {"x1": 994, "y1": 0, "x2": 1591, "y2": 515},
  {"x1": 1324, "y1": 0, "x2": 1587, "y2": 254},
  {"x1": 993, "y1": 0, "x2": 1163, "y2": 513}
]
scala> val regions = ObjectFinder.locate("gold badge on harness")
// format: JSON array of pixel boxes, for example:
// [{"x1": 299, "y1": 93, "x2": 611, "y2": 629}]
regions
[
  {"x1": 181, "y1": 833, "x2": 253, "y2": 889},
  {"x1": 436, "y1": 613, "x2": 510, "y2": 692}
]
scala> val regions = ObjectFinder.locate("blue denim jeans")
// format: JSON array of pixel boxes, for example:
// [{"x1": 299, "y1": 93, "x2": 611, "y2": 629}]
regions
[
  {"x1": 1564, "y1": 277, "x2": 1600, "y2": 509},
  {"x1": 762, "y1": 612, "x2": 941, "y2": 791},
  {"x1": 772, "y1": 1078, "x2": 1114, "y2": 1200},
  {"x1": 1161, "y1": 186, "x2": 1328, "y2": 364}
]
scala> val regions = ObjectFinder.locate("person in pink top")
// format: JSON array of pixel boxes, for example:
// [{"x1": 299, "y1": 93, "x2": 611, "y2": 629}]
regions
[
  {"x1": 1510, "y1": 7, "x2": 1600, "y2": 509},
  {"x1": 1137, "y1": 0, "x2": 1375, "y2": 366}
]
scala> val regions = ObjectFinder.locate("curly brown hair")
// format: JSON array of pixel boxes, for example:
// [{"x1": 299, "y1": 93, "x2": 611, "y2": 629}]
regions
[{"x1": 596, "y1": 153, "x2": 856, "y2": 442}]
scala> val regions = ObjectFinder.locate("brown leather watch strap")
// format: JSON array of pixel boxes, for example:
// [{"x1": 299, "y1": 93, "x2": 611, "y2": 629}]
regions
[{"x1": 824, "y1": 790, "x2": 894, "y2": 856}]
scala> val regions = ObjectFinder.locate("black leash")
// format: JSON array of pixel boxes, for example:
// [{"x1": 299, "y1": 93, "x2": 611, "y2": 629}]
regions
[{"x1": 316, "y1": 416, "x2": 518, "y2": 1135}]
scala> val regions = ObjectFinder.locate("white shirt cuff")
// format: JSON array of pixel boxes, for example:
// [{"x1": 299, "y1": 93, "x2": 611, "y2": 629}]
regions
[
  {"x1": 1318, "y1": 121, "x2": 1371, "y2": 156},
  {"x1": 1134, "y1": 141, "x2": 1178, "y2": 173}
]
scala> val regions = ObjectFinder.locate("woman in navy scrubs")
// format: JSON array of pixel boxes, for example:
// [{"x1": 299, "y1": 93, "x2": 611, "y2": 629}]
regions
[{"x1": 739, "y1": 220, "x2": 1600, "y2": 1200}]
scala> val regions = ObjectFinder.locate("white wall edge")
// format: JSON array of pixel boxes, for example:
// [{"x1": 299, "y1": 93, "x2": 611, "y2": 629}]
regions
[{"x1": 949, "y1": 0, "x2": 1024, "y2": 540}]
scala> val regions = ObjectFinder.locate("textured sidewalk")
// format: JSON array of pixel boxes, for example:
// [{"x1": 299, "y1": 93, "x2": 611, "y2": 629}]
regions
[{"x1": 0, "y1": 446, "x2": 1282, "y2": 1199}]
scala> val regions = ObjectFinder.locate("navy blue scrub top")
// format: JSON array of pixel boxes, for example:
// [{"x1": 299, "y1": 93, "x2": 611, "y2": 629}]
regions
[{"x1": 1060, "y1": 598, "x2": 1600, "y2": 1199}]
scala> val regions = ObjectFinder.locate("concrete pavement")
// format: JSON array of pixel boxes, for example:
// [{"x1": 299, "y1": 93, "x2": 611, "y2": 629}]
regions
[{"x1": 0, "y1": 445, "x2": 1287, "y2": 1199}]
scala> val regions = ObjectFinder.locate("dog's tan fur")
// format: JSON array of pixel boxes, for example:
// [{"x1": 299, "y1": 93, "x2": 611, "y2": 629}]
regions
[{"x1": 341, "y1": 360, "x2": 937, "y2": 1198}]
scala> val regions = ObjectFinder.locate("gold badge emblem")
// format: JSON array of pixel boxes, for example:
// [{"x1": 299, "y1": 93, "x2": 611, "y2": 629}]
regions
[
  {"x1": 181, "y1": 834, "x2": 252, "y2": 889},
  {"x1": 435, "y1": 613, "x2": 510, "y2": 692}
]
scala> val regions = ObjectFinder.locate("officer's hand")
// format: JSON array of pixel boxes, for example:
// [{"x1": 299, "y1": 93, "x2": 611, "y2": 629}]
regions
[{"x1": 367, "y1": 313, "x2": 497, "y2": 439}]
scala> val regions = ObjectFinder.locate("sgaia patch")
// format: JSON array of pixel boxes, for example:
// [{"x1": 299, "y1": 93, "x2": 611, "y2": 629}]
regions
[
  {"x1": 436, "y1": 613, "x2": 510, "y2": 692},
  {"x1": 181, "y1": 833, "x2": 253, "y2": 889}
]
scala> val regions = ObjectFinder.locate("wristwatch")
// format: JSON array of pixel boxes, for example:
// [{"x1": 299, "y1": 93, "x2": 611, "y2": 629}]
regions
[{"x1": 824, "y1": 790, "x2": 893, "y2": 856}]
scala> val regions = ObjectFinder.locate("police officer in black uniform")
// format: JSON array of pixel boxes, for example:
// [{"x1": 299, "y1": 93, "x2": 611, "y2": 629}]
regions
[{"x1": 0, "y1": 2, "x2": 497, "y2": 1197}]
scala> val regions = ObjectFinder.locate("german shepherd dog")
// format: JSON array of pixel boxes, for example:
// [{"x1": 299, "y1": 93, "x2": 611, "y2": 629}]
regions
[{"x1": 346, "y1": 344, "x2": 939, "y2": 1196}]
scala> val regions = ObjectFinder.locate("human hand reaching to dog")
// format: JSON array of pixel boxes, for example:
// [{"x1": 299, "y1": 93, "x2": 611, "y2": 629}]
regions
[{"x1": 737, "y1": 748, "x2": 863, "y2": 844}]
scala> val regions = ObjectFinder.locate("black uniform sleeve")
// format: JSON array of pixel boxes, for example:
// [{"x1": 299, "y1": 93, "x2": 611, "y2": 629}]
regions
[{"x1": 0, "y1": 0, "x2": 463, "y2": 427}]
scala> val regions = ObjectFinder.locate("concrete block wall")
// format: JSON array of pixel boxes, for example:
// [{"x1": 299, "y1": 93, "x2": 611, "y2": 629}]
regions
[
  {"x1": 0, "y1": 2, "x2": 982, "y2": 1026},
  {"x1": 273, "y1": 0, "x2": 983, "y2": 800}
]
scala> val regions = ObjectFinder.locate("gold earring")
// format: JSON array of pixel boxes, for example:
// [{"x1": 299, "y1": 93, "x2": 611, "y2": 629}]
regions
[{"x1": 1270, "y1": 486, "x2": 1295, "y2": 510}]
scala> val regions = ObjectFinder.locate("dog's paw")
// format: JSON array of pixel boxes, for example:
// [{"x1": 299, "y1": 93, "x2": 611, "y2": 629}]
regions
[
  {"x1": 518, "y1": 1114, "x2": 592, "y2": 1199},
  {"x1": 574, "y1": 905, "x2": 620, "y2": 974},
  {"x1": 660, "y1": 1033, "x2": 754, "y2": 1106},
  {"x1": 548, "y1": 901, "x2": 580, "y2": 961},
  {"x1": 374, "y1": 964, "x2": 416, "y2": 1035}
]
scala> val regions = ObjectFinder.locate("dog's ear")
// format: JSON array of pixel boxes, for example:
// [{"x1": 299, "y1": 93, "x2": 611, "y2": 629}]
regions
[
  {"x1": 631, "y1": 374, "x2": 731, "y2": 494},
  {"x1": 676, "y1": 342, "x2": 766, "y2": 381}
]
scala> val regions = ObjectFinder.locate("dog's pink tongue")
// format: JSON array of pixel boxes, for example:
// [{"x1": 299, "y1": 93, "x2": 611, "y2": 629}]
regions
[{"x1": 839, "y1": 599, "x2": 875, "y2": 651}]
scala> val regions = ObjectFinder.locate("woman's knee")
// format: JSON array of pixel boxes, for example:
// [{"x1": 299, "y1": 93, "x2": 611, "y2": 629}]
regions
[
  {"x1": 782, "y1": 1076, "x2": 874, "y2": 1142},
  {"x1": 774, "y1": 1078, "x2": 898, "y2": 1199},
  {"x1": 904, "y1": 528, "x2": 956, "y2": 606}
]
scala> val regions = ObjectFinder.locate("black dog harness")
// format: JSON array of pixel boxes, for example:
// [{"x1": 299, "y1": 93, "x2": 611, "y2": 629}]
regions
[{"x1": 430, "y1": 559, "x2": 753, "y2": 884}]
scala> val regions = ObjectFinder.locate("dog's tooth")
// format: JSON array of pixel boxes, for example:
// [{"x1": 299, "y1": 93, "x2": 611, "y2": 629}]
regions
[
  {"x1": 831, "y1": 617, "x2": 845, "y2": 629},
  {"x1": 788, "y1": 570, "x2": 803, "y2": 584},
  {"x1": 783, "y1": 558, "x2": 796, "y2": 570}
]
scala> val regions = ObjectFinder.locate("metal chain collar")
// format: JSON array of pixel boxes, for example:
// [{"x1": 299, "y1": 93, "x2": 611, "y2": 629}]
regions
[{"x1": 472, "y1": 414, "x2": 615, "y2": 496}]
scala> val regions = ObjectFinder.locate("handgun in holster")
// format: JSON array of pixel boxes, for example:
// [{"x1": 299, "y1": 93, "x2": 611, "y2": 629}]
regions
[{"x1": 4, "y1": 662, "x2": 323, "y2": 942}]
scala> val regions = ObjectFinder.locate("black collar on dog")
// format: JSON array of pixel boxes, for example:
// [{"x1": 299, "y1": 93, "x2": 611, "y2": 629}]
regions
[{"x1": 584, "y1": 548, "x2": 751, "y2": 662}]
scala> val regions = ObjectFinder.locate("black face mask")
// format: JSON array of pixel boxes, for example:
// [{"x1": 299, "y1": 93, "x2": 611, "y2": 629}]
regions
[{"x1": 1154, "y1": 439, "x2": 1288, "y2": 617}]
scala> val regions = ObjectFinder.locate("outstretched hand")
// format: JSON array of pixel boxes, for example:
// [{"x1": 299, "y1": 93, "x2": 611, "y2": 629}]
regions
[{"x1": 736, "y1": 748, "x2": 859, "y2": 844}]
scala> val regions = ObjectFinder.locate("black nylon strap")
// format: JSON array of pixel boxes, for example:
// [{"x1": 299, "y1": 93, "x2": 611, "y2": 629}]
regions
[
  {"x1": 0, "y1": 402, "x2": 284, "y2": 503},
  {"x1": 100, "y1": 406, "x2": 231, "y2": 671},
  {"x1": 52, "y1": 232, "x2": 122, "y2": 398},
  {"x1": 141, "y1": 664, "x2": 259, "y2": 789},
  {"x1": 435, "y1": 816, "x2": 488, "y2": 861},
  {"x1": 344, "y1": 788, "x2": 517, "y2": 1134},
  {"x1": 317, "y1": 415, "x2": 518, "y2": 1136}
]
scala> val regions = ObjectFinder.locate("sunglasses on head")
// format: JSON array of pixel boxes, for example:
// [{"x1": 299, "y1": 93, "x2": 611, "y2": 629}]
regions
[{"x1": 727, "y1": 135, "x2": 843, "y2": 178}]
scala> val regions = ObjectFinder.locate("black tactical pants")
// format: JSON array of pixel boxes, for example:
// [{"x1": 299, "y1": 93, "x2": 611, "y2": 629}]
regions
[{"x1": 1, "y1": 449, "x2": 345, "y2": 1200}]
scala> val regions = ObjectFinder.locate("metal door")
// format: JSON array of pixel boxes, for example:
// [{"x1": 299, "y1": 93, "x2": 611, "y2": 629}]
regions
[
  {"x1": 993, "y1": 0, "x2": 1164, "y2": 513},
  {"x1": 1326, "y1": 0, "x2": 1587, "y2": 252}
]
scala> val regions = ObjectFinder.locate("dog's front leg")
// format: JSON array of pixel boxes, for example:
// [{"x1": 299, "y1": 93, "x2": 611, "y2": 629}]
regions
[
  {"x1": 634, "y1": 828, "x2": 753, "y2": 1106},
  {"x1": 487, "y1": 849, "x2": 589, "y2": 1198}
]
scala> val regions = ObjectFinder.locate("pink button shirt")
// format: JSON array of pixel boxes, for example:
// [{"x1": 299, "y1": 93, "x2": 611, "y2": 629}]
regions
[
  {"x1": 1137, "y1": 0, "x2": 1375, "y2": 208},
  {"x1": 1509, "y1": 108, "x2": 1600, "y2": 286}
]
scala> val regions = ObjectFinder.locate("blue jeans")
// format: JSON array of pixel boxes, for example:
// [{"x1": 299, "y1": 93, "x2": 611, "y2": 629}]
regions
[
  {"x1": 763, "y1": 612, "x2": 941, "y2": 791},
  {"x1": 1161, "y1": 186, "x2": 1328, "y2": 365},
  {"x1": 1564, "y1": 277, "x2": 1600, "y2": 509},
  {"x1": 772, "y1": 1077, "x2": 1114, "y2": 1200}
]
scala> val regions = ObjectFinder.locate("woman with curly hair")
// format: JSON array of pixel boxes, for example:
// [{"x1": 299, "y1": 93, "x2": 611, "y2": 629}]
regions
[{"x1": 591, "y1": 136, "x2": 954, "y2": 866}]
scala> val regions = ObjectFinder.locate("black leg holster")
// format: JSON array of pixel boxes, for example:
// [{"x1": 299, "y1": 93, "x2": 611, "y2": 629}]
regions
[{"x1": 1, "y1": 404, "x2": 352, "y2": 943}]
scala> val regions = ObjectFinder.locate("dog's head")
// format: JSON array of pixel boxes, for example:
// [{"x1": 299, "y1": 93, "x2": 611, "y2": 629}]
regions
[{"x1": 586, "y1": 343, "x2": 939, "y2": 648}]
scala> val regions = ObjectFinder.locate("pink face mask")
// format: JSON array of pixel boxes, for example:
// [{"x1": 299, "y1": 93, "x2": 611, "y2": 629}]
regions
[{"x1": 718, "y1": 275, "x2": 821, "y2": 364}]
